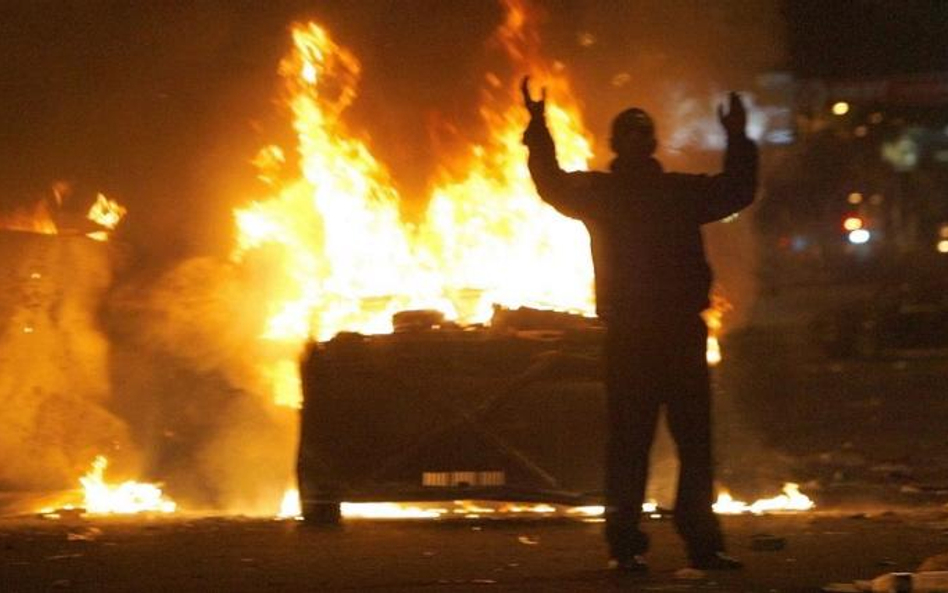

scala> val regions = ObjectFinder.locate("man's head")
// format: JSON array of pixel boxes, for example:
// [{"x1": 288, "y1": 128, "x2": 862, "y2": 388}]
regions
[{"x1": 609, "y1": 108, "x2": 657, "y2": 160}]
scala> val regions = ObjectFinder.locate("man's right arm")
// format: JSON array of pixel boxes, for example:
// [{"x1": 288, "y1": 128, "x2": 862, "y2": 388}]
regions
[{"x1": 521, "y1": 76, "x2": 594, "y2": 220}]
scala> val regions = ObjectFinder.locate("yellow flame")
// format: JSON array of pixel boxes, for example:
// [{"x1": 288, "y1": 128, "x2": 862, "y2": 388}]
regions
[
  {"x1": 0, "y1": 200, "x2": 58, "y2": 234},
  {"x1": 233, "y1": 6, "x2": 596, "y2": 408},
  {"x1": 86, "y1": 193, "x2": 127, "y2": 230},
  {"x1": 80, "y1": 456, "x2": 176, "y2": 515},
  {"x1": 277, "y1": 488, "x2": 303, "y2": 520},
  {"x1": 237, "y1": 3, "x2": 734, "y2": 414},
  {"x1": 703, "y1": 292, "x2": 732, "y2": 366},
  {"x1": 288, "y1": 487, "x2": 812, "y2": 521},
  {"x1": 341, "y1": 502, "x2": 445, "y2": 520},
  {"x1": 712, "y1": 483, "x2": 814, "y2": 515}
]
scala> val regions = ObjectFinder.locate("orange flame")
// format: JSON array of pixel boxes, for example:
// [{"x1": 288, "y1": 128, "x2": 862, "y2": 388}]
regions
[
  {"x1": 0, "y1": 200, "x2": 58, "y2": 235},
  {"x1": 86, "y1": 193, "x2": 127, "y2": 231},
  {"x1": 1, "y1": 187, "x2": 126, "y2": 241},
  {"x1": 79, "y1": 456, "x2": 176, "y2": 515},
  {"x1": 233, "y1": 3, "x2": 594, "y2": 409}
]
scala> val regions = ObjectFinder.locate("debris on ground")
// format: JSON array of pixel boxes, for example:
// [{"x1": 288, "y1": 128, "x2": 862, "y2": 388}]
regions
[
  {"x1": 918, "y1": 553, "x2": 948, "y2": 572},
  {"x1": 824, "y1": 570, "x2": 948, "y2": 592},
  {"x1": 750, "y1": 533, "x2": 787, "y2": 551},
  {"x1": 674, "y1": 567, "x2": 707, "y2": 580}
]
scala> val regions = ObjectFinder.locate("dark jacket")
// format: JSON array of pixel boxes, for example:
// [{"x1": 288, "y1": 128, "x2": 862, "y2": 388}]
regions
[{"x1": 523, "y1": 116, "x2": 758, "y2": 323}]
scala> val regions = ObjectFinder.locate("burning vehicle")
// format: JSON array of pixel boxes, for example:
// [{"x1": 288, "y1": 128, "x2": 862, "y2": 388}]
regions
[{"x1": 297, "y1": 307, "x2": 605, "y2": 521}]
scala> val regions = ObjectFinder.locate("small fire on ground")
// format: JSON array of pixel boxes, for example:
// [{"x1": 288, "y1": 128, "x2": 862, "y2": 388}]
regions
[
  {"x1": 39, "y1": 456, "x2": 176, "y2": 518},
  {"x1": 276, "y1": 483, "x2": 814, "y2": 521},
  {"x1": 39, "y1": 470, "x2": 811, "y2": 520}
]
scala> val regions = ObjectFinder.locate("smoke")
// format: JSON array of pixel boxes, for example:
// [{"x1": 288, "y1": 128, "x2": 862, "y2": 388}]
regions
[
  {"x1": 0, "y1": 234, "x2": 133, "y2": 498},
  {"x1": 106, "y1": 254, "x2": 298, "y2": 513}
]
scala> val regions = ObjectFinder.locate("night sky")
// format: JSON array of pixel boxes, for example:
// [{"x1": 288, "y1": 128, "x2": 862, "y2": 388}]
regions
[{"x1": 0, "y1": 1, "x2": 944, "y2": 260}]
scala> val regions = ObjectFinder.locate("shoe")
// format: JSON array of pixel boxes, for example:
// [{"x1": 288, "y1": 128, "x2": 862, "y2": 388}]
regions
[
  {"x1": 691, "y1": 552, "x2": 743, "y2": 570},
  {"x1": 608, "y1": 555, "x2": 649, "y2": 573}
]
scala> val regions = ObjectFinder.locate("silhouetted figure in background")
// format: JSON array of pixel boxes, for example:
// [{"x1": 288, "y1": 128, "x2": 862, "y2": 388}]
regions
[{"x1": 521, "y1": 76, "x2": 757, "y2": 572}]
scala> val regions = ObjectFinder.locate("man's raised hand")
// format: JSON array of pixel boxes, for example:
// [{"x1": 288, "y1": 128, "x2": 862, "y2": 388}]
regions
[
  {"x1": 718, "y1": 91, "x2": 747, "y2": 137},
  {"x1": 521, "y1": 76, "x2": 546, "y2": 120}
]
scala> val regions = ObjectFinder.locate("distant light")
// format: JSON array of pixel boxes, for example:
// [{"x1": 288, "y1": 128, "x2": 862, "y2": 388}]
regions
[
  {"x1": 847, "y1": 192, "x2": 863, "y2": 205},
  {"x1": 940, "y1": 224, "x2": 948, "y2": 239},
  {"x1": 848, "y1": 229, "x2": 871, "y2": 244},
  {"x1": 30, "y1": 272, "x2": 41, "y2": 280},
  {"x1": 870, "y1": 193, "x2": 885, "y2": 205},
  {"x1": 790, "y1": 235, "x2": 809, "y2": 252},
  {"x1": 938, "y1": 240, "x2": 948, "y2": 254},
  {"x1": 843, "y1": 216, "x2": 864, "y2": 231},
  {"x1": 869, "y1": 112, "x2": 884, "y2": 125},
  {"x1": 832, "y1": 101, "x2": 850, "y2": 116},
  {"x1": 23, "y1": 327, "x2": 34, "y2": 334},
  {"x1": 854, "y1": 125, "x2": 868, "y2": 137}
]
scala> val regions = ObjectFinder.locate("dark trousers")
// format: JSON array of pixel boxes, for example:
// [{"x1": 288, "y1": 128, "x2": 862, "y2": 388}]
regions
[{"x1": 603, "y1": 313, "x2": 724, "y2": 562}]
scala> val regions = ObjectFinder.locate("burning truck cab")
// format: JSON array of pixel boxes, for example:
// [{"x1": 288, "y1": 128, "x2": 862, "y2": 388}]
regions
[{"x1": 297, "y1": 307, "x2": 608, "y2": 522}]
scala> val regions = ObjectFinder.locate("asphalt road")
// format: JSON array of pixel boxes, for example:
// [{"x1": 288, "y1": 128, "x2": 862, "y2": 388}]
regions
[{"x1": 3, "y1": 512, "x2": 948, "y2": 592}]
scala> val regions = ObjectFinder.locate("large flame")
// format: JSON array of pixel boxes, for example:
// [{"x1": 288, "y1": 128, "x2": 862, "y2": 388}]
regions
[
  {"x1": 233, "y1": 2, "x2": 594, "y2": 410},
  {"x1": 235, "y1": 2, "x2": 740, "y2": 516}
]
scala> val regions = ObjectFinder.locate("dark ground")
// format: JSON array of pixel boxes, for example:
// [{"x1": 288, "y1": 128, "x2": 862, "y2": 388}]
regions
[
  {"x1": 3, "y1": 283, "x2": 948, "y2": 592},
  {"x1": 2, "y1": 511, "x2": 948, "y2": 592},
  {"x1": 713, "y1": 283, "x2": 948, "y2": 509}
]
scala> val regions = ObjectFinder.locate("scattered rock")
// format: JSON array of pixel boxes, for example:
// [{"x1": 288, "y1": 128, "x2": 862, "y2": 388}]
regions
[
  {"x1": 517, "y1": 535, "x2": 539, "y2": 545},
  {"x1": 821, "y1": 584, "x2": 859, "y2": 592},
  {"x1": 674, "y1": 567, "x2": 707, "y2": 580},
  {"x1": 870, "y1": 463, "x2": 912, "y2": 474},
  {"x1": 45, "y1": 553, "x2": 84, "y2": 561},
  {"x1": 877, "y1": 558, "x2": 897, "y2": 567},
  {"x1": 751, "y1": 534, "x2": 787, "y2": 551},
  {"x1": 67, "y1": 527, "x2": 102, "y2": 542}
]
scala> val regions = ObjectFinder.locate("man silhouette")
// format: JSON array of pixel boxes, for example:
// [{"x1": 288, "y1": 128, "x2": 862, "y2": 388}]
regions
[{"x1": 521, "y1": 76, "x2": 757, "y2": 572}]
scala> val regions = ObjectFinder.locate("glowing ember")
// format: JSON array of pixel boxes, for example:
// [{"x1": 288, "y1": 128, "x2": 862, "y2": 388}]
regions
[
  {"x1": 79, "y1": 456, "x2": 176, "y2": 515},
  {"x1": 712, "y1": 483, "x2": 814, "y2": 515}
]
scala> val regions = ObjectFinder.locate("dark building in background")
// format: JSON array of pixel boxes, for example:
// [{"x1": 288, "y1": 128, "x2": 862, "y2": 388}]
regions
[{"x1": 756, "y1": 1, "x2": 948, "y2": 284}]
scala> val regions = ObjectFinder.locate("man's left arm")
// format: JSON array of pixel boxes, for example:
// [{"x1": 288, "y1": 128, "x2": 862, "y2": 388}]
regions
[{"x1": 696, "y1": 92, "x2": 759, "y2": 223}]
